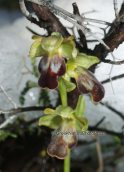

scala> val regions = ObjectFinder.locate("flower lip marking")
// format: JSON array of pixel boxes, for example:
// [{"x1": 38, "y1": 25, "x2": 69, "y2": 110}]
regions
[{"x1": 50, "y1": 54, "x2": 61, "y2": 73}]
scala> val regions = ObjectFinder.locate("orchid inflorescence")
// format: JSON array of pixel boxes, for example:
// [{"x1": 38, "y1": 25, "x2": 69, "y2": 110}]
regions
[{"x1": 28, "y1": 32, "x2": 105, "y2": 159}]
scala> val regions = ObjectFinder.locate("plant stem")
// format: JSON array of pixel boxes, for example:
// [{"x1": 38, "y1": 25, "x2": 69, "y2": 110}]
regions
[
  {"x1": 58, "y1": 78, "x2": 70, "y2": 172},
  {"x1": 58, "y1": 78, "x2": 67, "y2": 107},
  {"x1": 64, "y1": 149, "x2": 71, "y2": 172}
]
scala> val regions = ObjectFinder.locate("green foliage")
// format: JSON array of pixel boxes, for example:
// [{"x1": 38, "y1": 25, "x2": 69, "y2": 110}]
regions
[
  {"x1": 38, "y1": 89, "x2": 52, "y2": 107},
  {"x1": 19, "y1": 80, "x2": 39, "y2": 105},
  {"x1": 31, "y1": 58, "x2": 39, "y2": 78},
  {"x1": 0, "y1": 130, "x2": 17, "y2": 142},
  {"x1": 112, "y1": 135, "x2": 121, "y2": 144}
]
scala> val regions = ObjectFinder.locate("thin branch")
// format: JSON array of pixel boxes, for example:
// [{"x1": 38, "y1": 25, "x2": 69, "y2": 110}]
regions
[
  {"x1": 0, "y1": 106, "x2": 53, "y2": 115},
  {"x1": 113, "y1": 0, "x2": 120, "y2": 22},
  {"x1": 0, "y1": 84, "x2": 17, "y2": 109},
  {"x1": 0, "y1": 115, "x2": 17, "y2": 129},
  {"x1": 19, "y1": 0, "x2": 40, "y2": 25},
  {"x1": 19, "y1": 0, "x2": 52, "y2": 29},
  {"x1": 101, "y1": 73, "x2": 124, "y2": 84},
  {"x1": 101, "y1": 58, "x2": 124, "y2": 65},
  {"x1": 0, "y1": 84, "x2": 18, "y2": 129},
  {"x1": 92, "y1": 135, "x2": 103, "y2": 172},
  {"x1": 81, "y1": 9, "x2": 98, "y2": 15},
  {"x1": 89, "y1": 126, "x2": 124, "y2": 141},
  {"x1": 26, "y1": 0, "x2": 110, "y2": 50},
  {"x1": 94, "y1": 117, "x2": 106, "y2": 128},
  {"x1": 28, "y1": 0, "x2": 112, "y2": 26},
  {"x1": 100, "y1": 102, "x2": 124, "y2": 120},
  {"x1": 72, "y1": 2, "x2": 87, "y2": 53}
]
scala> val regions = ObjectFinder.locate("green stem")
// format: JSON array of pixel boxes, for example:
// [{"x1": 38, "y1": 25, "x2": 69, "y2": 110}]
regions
[
  {"x1": 58, "y1": 78, "x2": 70, "y2": 172},
  {"x1": 58, "y1": 78, "x2": 67, "y2": 107},
  {"x1": 64, "y1": 149, "x2": 70, "y2": 172}
]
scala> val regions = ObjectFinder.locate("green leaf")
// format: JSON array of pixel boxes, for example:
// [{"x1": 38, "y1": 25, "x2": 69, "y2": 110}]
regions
[
  {"x1": 75, "y1": 95, "x2": 85, "y2": 118},
  {"x1": 27, "y1": 81, "x2": 39, "y2": 88},
  {"x1": 59, "y1": 41, "x2": 77, "y2": 59},
  {"x1": 28, "y1": 41, "x2": 46, "y2": 58},
  {"x1": 55, "y1": 105, "x2": 75, "y2": 118},
  {"x1": 41, "y1": 34, "x2": 63, "y2": 52},
  {"x1": 62, "y1": 77, "x2": 76, "y2": 92},
  {"x1": 39, "y1": 115, "x2": 62, "y2": 129},
  {"x1": 112, "y1": 135, "x2": 121, "y2": 144}
]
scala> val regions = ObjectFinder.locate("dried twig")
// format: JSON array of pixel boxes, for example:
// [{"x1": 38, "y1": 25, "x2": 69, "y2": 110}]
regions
[
  {"x1": 92, "y1": 135, "x2": 103, "y2": 172},
  {"x1": 101, "y1": 73, "x2": 124, "y2": 84},
  {"x1": 101, "y1": 58, "x2": 124, "y2": 65},
  {"x1": 100, "y1": 102, "x2": 124, "y2": 120},
  {"x1": 27, "y1": 0, "x2": 111, "y2": 26},
  {"x1": 0, "y1": 85, "x2": 17, "y2": 109},
  {"x1": 25, "y1": 0, "x2": 110, "y2": 50},
  {"x1": 113, "y1": 0, "x2": 120, "y2": 23},
  {"x1": 72, "y1": 2, "x2": 87, "y2": 53},
  {"x1": 94, "y1": 117, "x2": 106, "y2": 128},
  {"x1": 0, "y1": 106, "x2": 53, "y2": 115},
  {"x1": 0, "y1": 84, "x2": 18, "y2": 129}
]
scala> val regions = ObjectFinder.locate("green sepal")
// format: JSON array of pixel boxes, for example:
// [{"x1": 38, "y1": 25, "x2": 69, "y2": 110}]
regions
[
  {"x1": 86, "y1": 56, "x2": 100, "y2": 69},
  {"x1": 28, "y1": 41, "x2": 47, "y2": 58},
  {"x1": 44, "y1": 108, "x2": 56, "y2": 115},
  {"x1": 74, "y1": 95, "x2": 85, "y2": 118},
  {"x1": 62, "y1": 77, "x2": 76, "y2": 92},
  {"x1": 59, "y1": 41, "x2": 77, "y2": 59},
  {"x1": 55, "y1": 105, "x2": 75, "y2": 118},
  {"x1": 51, "y1": 32, "x2": 63, "y2": 39},
  {"x1": 41, "y1": 33, "x2": 63, "y2": 52},
  {"x1": 75, "y1": 117, "x2": 89, "y2": 132},
  {"x1": 32, "y1": 34, "x2": 42, "y2": 42},
  {"x1": 39, "y1": 114, "x2": 62, "y2": 129},
  {"x1": 67, "y1": 53, "x2": 90, "y2": 68},
  {"x1": 62, "y1": 35, "x2": 76, "y2": 43}
]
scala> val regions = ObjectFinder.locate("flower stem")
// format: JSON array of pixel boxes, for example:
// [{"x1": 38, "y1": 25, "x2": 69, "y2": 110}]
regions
[
  {"x1": 58, "y1": 78, "x2": 70, "y2": 172},
  {"x1": 58, "y1": 78, "x2": 67, "y2": 107},
  {"x1": 64, "y1": 149, "x2": 70, "y2": 172}
]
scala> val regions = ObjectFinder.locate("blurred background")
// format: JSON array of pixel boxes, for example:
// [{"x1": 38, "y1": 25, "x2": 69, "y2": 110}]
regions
[{"x1": 0, "y1": 0, "x2": 124, "y2": 172}]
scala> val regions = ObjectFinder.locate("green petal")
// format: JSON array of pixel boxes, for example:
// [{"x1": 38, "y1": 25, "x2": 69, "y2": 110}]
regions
[
  {"x1": 28, "y1": 41, "x2": 47, "y2": 58},
  {"x1": 44, "y1": 108, "x2": 56, "y2": 115},
  {"x1": 67, "y1": 65, "x2": 77, "y2": 78},
  {"x1": 59, "y1": 41, "x2": 77, "y2": 59},
  {"x1": 32, "y1": 34, "x2": 42, "y2": 42},
  {"x1": 75, "y1": 117, "x2": 89, "y2": 132},
  {"x1": 55, "y1": 105, "x2": 75, "y2": 118},
  {"x1": 67, "y1": 53, "x2": 90, "y2": 68},
  {"x1": 39, "y1": 115, "x2": 62, "y2": 129},
  {"x1": 86, "y1": 56, "x2": 100, "y2": 69},
  {"x1": 41, "y1": 34, "x2": 63, "y2": 52},
  {"x1": 74, "y1": 95, "x2": 85, "y2": 118},
  {"x1": 62, "y1": 77, "x2": 76, "y2": 92}
]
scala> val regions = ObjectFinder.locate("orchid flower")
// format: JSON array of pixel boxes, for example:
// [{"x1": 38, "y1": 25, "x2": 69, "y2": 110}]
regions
[
  {"x1": 28, "y1": 32, "x2": 77, "y2": 89},
  {"x1": 39, "y1": 96, "x2": 88, "y2": 159},
  {"x1": 67, "y1": 53, "x2": 105, "y2": 103}
]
